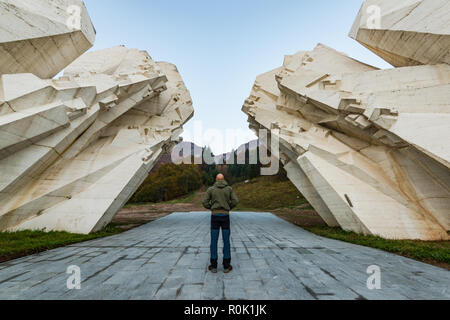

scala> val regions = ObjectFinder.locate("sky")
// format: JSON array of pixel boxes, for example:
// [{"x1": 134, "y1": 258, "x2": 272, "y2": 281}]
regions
[{"x1": 83, "y1": 0, "x2": 392, "y2": 154}]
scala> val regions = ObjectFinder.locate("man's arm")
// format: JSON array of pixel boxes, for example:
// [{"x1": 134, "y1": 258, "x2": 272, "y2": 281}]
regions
[
  {"x1": 202, "y1": 188, "x2": 212, "y2": 209},
  {"x1": 229, "y1": 188, "x2": 239, "y2": 209}
]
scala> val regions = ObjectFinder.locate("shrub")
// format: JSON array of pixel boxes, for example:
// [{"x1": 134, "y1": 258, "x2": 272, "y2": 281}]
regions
[{"x1": 130, "y1": 163, "x2": 202, "y2": 203}]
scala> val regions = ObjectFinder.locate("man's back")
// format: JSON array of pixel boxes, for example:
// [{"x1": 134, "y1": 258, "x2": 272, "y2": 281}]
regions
[
  {"x1": 202, "y1": 180, "x2": 239, "y2": 212},
  {"x1": 202, "y1": 174, "x2": 238, "y2": 273}
]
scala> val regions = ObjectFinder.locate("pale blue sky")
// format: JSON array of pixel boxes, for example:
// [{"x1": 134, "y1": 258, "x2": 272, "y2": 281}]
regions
[{"x1": 84, "y1": 0, "x2": 391, "y2": 154}]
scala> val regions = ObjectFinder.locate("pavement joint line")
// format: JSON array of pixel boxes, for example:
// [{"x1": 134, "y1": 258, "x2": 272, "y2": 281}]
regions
[{"x1": 0, "y1": 212, "x2": 448, "y2": 300}]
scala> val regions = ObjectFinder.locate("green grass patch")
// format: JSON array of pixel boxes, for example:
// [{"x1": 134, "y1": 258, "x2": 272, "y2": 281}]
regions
[
  {"x1": 304, "y1": 226, "x2": 450, "y2": 266},
  {"x1": 163, "y1": 190, "x2": 200, "y2": 205},
  {"x1": 125, "y1": 190, "x2": 200, "y2": 208},
  {"x1": 0, "y1": 225, "x2": 123, "y2": 262},
  {"x1": 233, "y1": 176, "x2": 305, "y2": 211},
  {"x1": 288, "y1": 198, "x2": 309, "y2": 209}
]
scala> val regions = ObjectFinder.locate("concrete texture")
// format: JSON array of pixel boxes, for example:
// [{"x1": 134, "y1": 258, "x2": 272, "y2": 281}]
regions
[
  {"x1": 0, "y1": 212, "x2": 448, "y2": 300},
  {"x1": 0, "y1": 2, "x2": 194, "y2": 236},
  {"x1": 350, "y1": 0, "x2": 450, "y2": 67},
  {"x1": 242, "y1": 0, "x2": 450, "y2": 241},
  {"x1": 0, "y1": 46, "x2": 194, "y2": 235},
  {"x1": 0, "y1": 0, "x2": 96, "y2": 78}
]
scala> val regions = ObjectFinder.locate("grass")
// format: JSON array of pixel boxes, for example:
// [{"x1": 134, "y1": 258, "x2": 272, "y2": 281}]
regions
[
  {"x1": 232, "y1": 176, "x2": 450, "y2": 269},
  {"x1": 5, "y1": 176, "x2": 447, "y2": 269},
  {"x1": 165, "y1": 190, "x2": 203, "y2": 205},
  {"x1": 0, "y1": 225, "x2": 123, "y2": 263},
  {"x1": 304, "y1": 226, "x2": 450, "y2": 268},
  {"x1": 233, "y1": 176, "x2": 305, "y2": 211},
  {"x1": 125, "y1": 190, "x2": 201, "y2": 208}
]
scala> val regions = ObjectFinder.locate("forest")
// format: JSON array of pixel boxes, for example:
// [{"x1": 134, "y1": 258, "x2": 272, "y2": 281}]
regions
[{"x1": 129, "y1": 143, "x2": 286, "y2": 204}]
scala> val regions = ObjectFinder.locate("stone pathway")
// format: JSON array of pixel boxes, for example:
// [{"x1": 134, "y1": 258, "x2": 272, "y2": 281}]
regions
[{"x1": 0, "y1": 212, "x2": 448, "y2": 300}]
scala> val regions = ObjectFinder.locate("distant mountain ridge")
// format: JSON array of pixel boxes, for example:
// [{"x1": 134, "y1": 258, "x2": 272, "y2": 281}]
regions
[
  {"x1": 214, "y1": 140, "x2": 260, "y2": 164},
  {"x1": 151, "y1": 140, "x2": 260, "y2": 172}
]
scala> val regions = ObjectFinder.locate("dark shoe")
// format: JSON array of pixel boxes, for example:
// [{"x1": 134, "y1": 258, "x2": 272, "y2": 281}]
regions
[
  {"x1": 208, "y1": 265, "x2": 217, "y2": 273},
  {"x1": 223, "y1": 265, "x2": 233, "y2": 274}
]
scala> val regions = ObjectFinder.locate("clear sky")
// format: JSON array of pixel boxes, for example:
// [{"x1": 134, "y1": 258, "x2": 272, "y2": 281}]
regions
[{"x1": 83, "y1": 0, "x2": 392, "y2": 154}]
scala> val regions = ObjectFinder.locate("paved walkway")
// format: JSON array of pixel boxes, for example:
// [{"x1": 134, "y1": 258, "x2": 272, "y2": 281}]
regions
[{"x1": 0, "y1": 212, "x2": 448, "y2": 300}]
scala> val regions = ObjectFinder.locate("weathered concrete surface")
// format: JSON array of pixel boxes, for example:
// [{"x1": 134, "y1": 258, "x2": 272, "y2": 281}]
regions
[
  {"x1": 350, "y1": 0, "x2": 450, "y2": 67},
  {"x1": 0, "y1": 212, "x2": 448, "y2": 300},
  {"x1": 242, "y1": 0, "x2": 450, "y2": 241},
  {"x1": 0, "y1": 0, "x2": 96, "y2": 78},
  {"x1": 0, "y1": 47, "x2": 194, "y2": 235},
  {"x1": 0, "y1": 1, "x2": 194, "y2": 235}
]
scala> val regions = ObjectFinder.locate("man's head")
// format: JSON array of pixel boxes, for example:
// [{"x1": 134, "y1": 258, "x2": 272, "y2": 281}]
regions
[{"x1": 216, "y1": 174, "x2": 225, "y2": 182}]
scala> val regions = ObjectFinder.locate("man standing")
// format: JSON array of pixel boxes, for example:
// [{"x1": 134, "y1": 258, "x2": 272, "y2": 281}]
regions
[{"x1": 202, "y1": 174, "x2": 239, "y2": 273}]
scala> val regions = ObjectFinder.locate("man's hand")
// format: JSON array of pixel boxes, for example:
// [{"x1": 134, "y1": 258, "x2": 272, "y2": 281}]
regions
[{"x1": 202, "y1": 188, "x2": 212, "y2": 209}]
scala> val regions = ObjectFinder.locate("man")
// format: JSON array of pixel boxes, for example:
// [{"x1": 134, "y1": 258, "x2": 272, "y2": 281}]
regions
[{"x1": 202, "y1": 174, "x2": 239, "y2": 273}]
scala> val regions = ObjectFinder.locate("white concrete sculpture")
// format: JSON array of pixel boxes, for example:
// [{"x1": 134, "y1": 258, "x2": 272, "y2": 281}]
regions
[
  {"x1": 0, "y1": 2, "x2": 193, "y2": 234},
  {"x1": 0, "y1": 0, "x2": 96, "y2": 78},
  {"x1": 243, "y1": 0, "x2": 450, "y2": 240},
  {"x1": 350, "y1": 0, "x2": 450, "y2": 67}
]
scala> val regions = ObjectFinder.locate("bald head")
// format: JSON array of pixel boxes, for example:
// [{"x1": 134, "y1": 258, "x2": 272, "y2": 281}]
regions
[{"x1": 216, "y1": 174, "x2": 225, "y2": 181}]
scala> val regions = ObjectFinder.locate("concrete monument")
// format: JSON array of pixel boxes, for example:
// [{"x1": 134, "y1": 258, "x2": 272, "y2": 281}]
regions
[
  {"x1": 242, "y1": 0, "x2": 450, "y2": 240},
  {"x1": 0, "y1": 1, "x2": 194, "y2": 234}
]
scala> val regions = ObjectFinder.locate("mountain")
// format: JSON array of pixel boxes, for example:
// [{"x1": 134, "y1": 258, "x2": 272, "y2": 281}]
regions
[
  {"x1": 151, "y1": 139, "x2": 260, "y2": 172},
  {"x1": 214, "y1": 140, "x2": 260, "y2": 164}
]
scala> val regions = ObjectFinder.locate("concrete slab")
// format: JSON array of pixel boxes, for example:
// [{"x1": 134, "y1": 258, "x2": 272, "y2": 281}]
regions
[{"x1": 0, "y1": 212, "x2": 448, "y2": 300}]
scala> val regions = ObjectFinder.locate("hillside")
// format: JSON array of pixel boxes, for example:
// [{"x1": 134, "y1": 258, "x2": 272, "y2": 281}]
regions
[
  {"x1": 232, "y1": 175, "x2": 326, "y2": 227},
  {"x1": 117, "y1": 175, "x2": 449, "y2": 269},
  {"x1": 116, "y1": 175, "x2": 326, "y2": 229}
]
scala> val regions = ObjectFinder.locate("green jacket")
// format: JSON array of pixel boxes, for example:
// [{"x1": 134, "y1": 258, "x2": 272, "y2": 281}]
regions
[{"x1": 202, "y1": 180, "x2": 239, "y2": 212}]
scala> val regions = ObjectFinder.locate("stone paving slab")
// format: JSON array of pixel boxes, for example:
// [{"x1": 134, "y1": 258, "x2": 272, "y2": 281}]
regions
[{"x1": 0, "y1": 212, "x2": 448, "y2": 300}]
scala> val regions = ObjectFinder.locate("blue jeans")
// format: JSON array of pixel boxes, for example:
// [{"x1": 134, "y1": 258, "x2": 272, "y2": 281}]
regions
[{"x1": 210, "y1": 214, "x2": 231, "y2": 268}]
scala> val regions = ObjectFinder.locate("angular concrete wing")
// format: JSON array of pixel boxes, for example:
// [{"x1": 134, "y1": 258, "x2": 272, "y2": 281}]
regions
[
  {"x1": 0, "y1": 0, "x2": 96, "y2": 78},
  {"x1": 349, "y1": 0, "x2": 450, "y2": 67},
  {"x1": 0, "y1": 2, "x2": 194, "y2": 234},
  {"x1": 242, "y1": 0, "x2": 450, "y2": 240}
]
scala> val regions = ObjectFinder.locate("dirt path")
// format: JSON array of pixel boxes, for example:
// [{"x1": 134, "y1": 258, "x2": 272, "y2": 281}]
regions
[
  {"x1": 113, "y1": 191, "x2": 206, "y2": 230},
  {"x1": 3, "y1": 211, "x2": 449, "y2": 300},
  {"x1": 113, "y1": 190, "x2": 326, "y2": 230}
]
